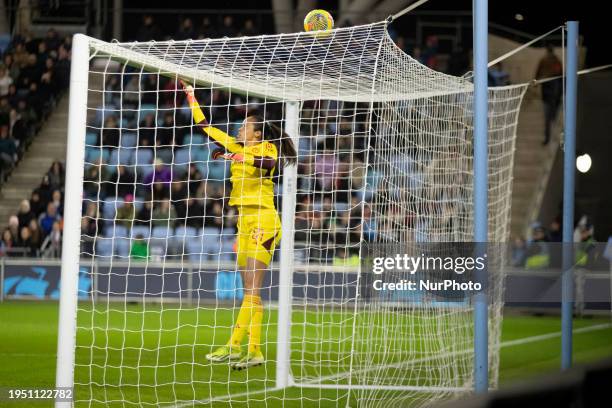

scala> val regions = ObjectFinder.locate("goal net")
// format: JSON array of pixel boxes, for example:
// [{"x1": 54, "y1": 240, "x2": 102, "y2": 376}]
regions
[{"x1": 61, "y1": 21, "x2": 528, "y2": 407}]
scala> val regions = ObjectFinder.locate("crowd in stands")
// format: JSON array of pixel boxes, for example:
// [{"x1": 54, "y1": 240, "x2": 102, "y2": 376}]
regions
[
  {"x1": 0, "y1": 28, "x2": 71, "y2": 182},
  {"x1": 511, "y1": 215, "x2": 601, "y2": 270},
  {"x1": 0, "y1": 16, "x2": 586, "y2": 266},
  {"x1": 1, "y1": 160, "x2": 65, "y2": 256},
  {"x1": 0, "y1": 28, "x2": 72, "y2": 256}
]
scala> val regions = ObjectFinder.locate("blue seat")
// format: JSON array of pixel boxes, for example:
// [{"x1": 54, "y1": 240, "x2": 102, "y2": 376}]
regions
[
  {"x1": 133, "y1": 148, "x2": 154, "y2": 165},
  {"x1": 176, "y1": 226, "x2": 197, "y2": 239},
  {"x1": 85, "y1": 132, "x2": 98, "y2": 146},
  {"x1": 95, "y1": 105, "x2": 118, "y2": 127},
  {"x1": 152, "y1": 225, "x2": 172, "y2": 239},
  {"x1": 175, "y1": 148, "x2": 191, "y2": 165},
  {"x1": 156, "y1": 148, "x2": 173, "y2": 164},
  {"x1": 95, "y1": 239, "x2": 114, "y2": 257},
  {"x1": 131, "y1": 225, "x2": 151, "y2": 239},
  {"x1": 185, "y1": 134, "x2": 205, "y2": 147},
  {"x1": 85, "y1": 147, "x2": 110, "y2": 164},
  {"x1": 114, "y1": 238, "x2": 130, "y2": 257},
  {"x1": 207, "y1": 161, "x2": 229, "y2": 181},
  {"x1": 102, "y1": 198, "x2": 124, "y2": 220},
  {"x1": 201, "y1": 227, "x2": 220, "y2": 238},
  {"x1": 111, "y1": 224, "x2": 129, "y2": 238},
  {"x1": 120, "y1": 133, "x2": 138, "y2": 148},
  {"x1": 109, "y1": 149, "x2": 133, "y2": 166},
  {"x1": 219, "y1": 233, "x2": 235, "y2": 261}
]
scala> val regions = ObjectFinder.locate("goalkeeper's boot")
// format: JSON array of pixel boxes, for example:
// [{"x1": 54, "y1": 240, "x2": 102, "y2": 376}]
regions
[
  {"x1": 231, "y1": 350, "x2": 265, "y2": 370},
  {"x1": 205, "y1": 345, "x2": 241, "y2": 362}
]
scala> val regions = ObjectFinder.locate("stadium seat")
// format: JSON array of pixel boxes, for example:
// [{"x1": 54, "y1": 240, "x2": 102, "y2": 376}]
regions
[
  {"x1": 201, "y1": 227, "x2": 221, "y2": 238},
  {"x1": 219, "y1": 237, "x2": 235, "y2": 261},
  {"x1": 114, "y1": 238, "x2": 130, "y2": 257},
  {"x1": 109, "y1": 149, "x2": 133, "y2": 166},
  {"x1": 175, "y1": 147, "x2": 191, "y2": 165},
  {"x1": 95, "y1": 105, "x2": 118, "y2": 126},
  {"x1": 133, "y1": 148, "x2": 154, "y2": 165},
  {"x1": 156, "y1": 148, "x2": 173, "y2": 164},
  {"x1": 102, "y1": 198, "x2": 124, "y2": 220},
  {"x1": 185, "y1": 134, "x2": 205, "y2": 147},
  {"x1": 151, "y1": 225, "x2": 172, "y2": 239},
  {"x1": 110, "y1": 225, "x2": 129, "y2": 238},
  {"x1": 207, "y1": 161, "x2": 229, "y2": 181},
  {"x1": 85, "y1": 132, "x2": 98, "y2": 146},
  {"x1": 120, "y1": 133, "x2": 138, "y2": 148},
  {"x1": 130, "y1": 225, "x2": 151, "y2": 239},
  {"x1": 85, "y1": 147, "x2": 110, "y2": 164},
  {"x1": 95, "y1": 238, "x2": 114, "y2": 257}
]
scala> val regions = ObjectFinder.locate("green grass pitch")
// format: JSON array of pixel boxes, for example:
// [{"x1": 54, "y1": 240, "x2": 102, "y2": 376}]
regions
[{"x1": 0, "y1": 300, "x2": 611, "y2": 407}]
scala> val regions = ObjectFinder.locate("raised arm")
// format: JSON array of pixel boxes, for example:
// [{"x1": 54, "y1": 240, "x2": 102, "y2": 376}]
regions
[{"x1": 182, "y1": 81, "x2": 244, "y2": 154}]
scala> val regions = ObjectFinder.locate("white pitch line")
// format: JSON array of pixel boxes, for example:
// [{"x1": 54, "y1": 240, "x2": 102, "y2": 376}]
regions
[{"x1": 167, "y1": 322, "x2": 612, "y2": 407}]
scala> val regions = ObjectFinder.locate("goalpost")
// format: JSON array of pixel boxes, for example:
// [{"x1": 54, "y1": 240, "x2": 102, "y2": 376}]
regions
[{"x1": 56, "y1": 20, "x2": 528, "y2": 407}]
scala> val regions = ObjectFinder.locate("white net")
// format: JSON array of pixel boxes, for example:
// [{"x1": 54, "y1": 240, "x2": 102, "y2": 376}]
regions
[{"x1": 71, "y1": 21, "x2": 528, "y2": 407}]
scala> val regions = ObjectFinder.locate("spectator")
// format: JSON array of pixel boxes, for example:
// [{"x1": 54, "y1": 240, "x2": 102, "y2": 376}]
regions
[
  {"x1": 28, "y1": 218, "x2": 42, "y2": 250},
  {"x1": 175, "y1": 17, "x2": 196, "y2": 41},
  {"x1": 241, "y1": 19, "x2": 258, "y2": 36},
  {"x1": 50, "y1": 189, "x2": 63, "y2": 215},
  {"x1": 47, "y1": 160, "x2": 65, "y2": 190},
  {"x1": 101, "y1": 116, "x2": 120, "y2": 147},
  {"x1": 488, "y1": 62, "x2": 510, "y2": 86},
  {"x1": 448, "y1": 42, "x2": 471, "y2": 76},
  {"x1": 511, "y1": 236, "x2": 527, "y2": 267},
  {"x1": 176, "y1": 197, "x2": 205, "y2": 229},
  {"x1": 525, "y1": 223, "x2": 550, "y2": 269},
  {"x1": 138, "y1": 113, "x2": 156, "y2": 147},
  {"x1": 135, "y1": 201, "x2": 153, "y2": 227},
  {"x1": 39, "y1": 201, "x2": 61, "y2": 236},
  {"x1": 535, "y1": 44, "x2": 562, "y2": 145},
  {"x1": 0, "y1": 228, "x2": 14, "y2": 255},
  {"x1": 13, "y1": 43, "x2": 29, "y2": 68},
  {"x1": 199, "y1": 17, "x2": 217, "y2": 39},
  {"x1": 45, "y1": 28, "x2": 61, "y2": 51},
  {"x1": 54, "y1": 45, "x2": 71, "y2": 89},
  {"x1": 8, "y1": 215, "x2": 19, "y2": 240},
  {"x1": 3, "y1": 54, "x2": 20, "y2": 82},
  {"x1": 151, "y1": 199, "x2": 176, "y2": 227},
  {"x1": 130, "y1": 234, "x2": 149, "y2": 260},
  {"x1": 0, "y1": 125, "x2": 16, "y2": 179},
  {"x1": 48, "y1": 220, "x2": 62, "y2": 256},
  {"x1": 19, "y1": 226, "x2": 37, "y2": 256},
  {"x1": 136, "y1": 15, "x2": 162, "y2": 42},
  {"x1": 34, "y1": 175, "x2": 53, "y2": 206},
  {"x1": 0, "y1": 65, "x2": 13, "y2": 96},
  {"x1": 115, "y1": 194, "x2": 136, "y2": 228},
  {"x1": 9, "y1": 109, "x2": 28, "y2": 146},
  {"x1": 17, "y1": 199, "x2": 34, "y2": 228},
  {"x1": 108, "y1": 165, "x2": 135, "y2": 198},
  {"x1": 83, "y1": 158, "x2": 110, "y2": 198},
  {"x1": 29, "y1": 191, "x2": 44, "y2": 216},
  {"x1": 219, "y1": 15, "x2": 237, "y2": 38},
  {"x1": 144, "y1": 158, "x2": 173, "y2": 186}
]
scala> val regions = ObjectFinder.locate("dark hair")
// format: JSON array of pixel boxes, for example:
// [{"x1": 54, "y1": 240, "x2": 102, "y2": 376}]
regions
[{"x1": 249, "y1": 115, "x2": 297, "y2": 166}]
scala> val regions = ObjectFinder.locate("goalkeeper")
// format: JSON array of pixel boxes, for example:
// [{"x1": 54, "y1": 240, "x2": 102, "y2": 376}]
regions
[{"x1": 182, "y1": 82, "x2": 296, "y2": 370}]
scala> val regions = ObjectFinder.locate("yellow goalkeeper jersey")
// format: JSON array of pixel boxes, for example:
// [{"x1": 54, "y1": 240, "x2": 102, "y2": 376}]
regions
[{"x1": 201, "y1": 125, "x2": 278, "y2": 209}]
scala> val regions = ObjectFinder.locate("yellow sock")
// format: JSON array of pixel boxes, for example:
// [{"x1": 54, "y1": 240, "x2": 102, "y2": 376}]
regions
[
  {"x1": 247, "y1": 296, "x2": 264, "y2": 354},
  {"x1": 228, "y1": 294, "x2": 257, "y2": 348}
]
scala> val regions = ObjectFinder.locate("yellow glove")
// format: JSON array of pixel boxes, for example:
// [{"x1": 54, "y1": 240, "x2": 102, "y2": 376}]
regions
[{"x1": 181, "y1": 80, "x2": 206, "y2": 124}]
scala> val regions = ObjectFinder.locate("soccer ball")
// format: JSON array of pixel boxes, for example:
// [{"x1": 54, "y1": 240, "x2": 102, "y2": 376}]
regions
[{"x1": 303, "y1": 9, "x2": 334, "y2": 32}]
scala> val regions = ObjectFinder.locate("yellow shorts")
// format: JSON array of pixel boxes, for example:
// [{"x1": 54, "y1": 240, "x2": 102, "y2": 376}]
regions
[{"x1": 236, "y1": 206, "x2": 282, "y2": 268}]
